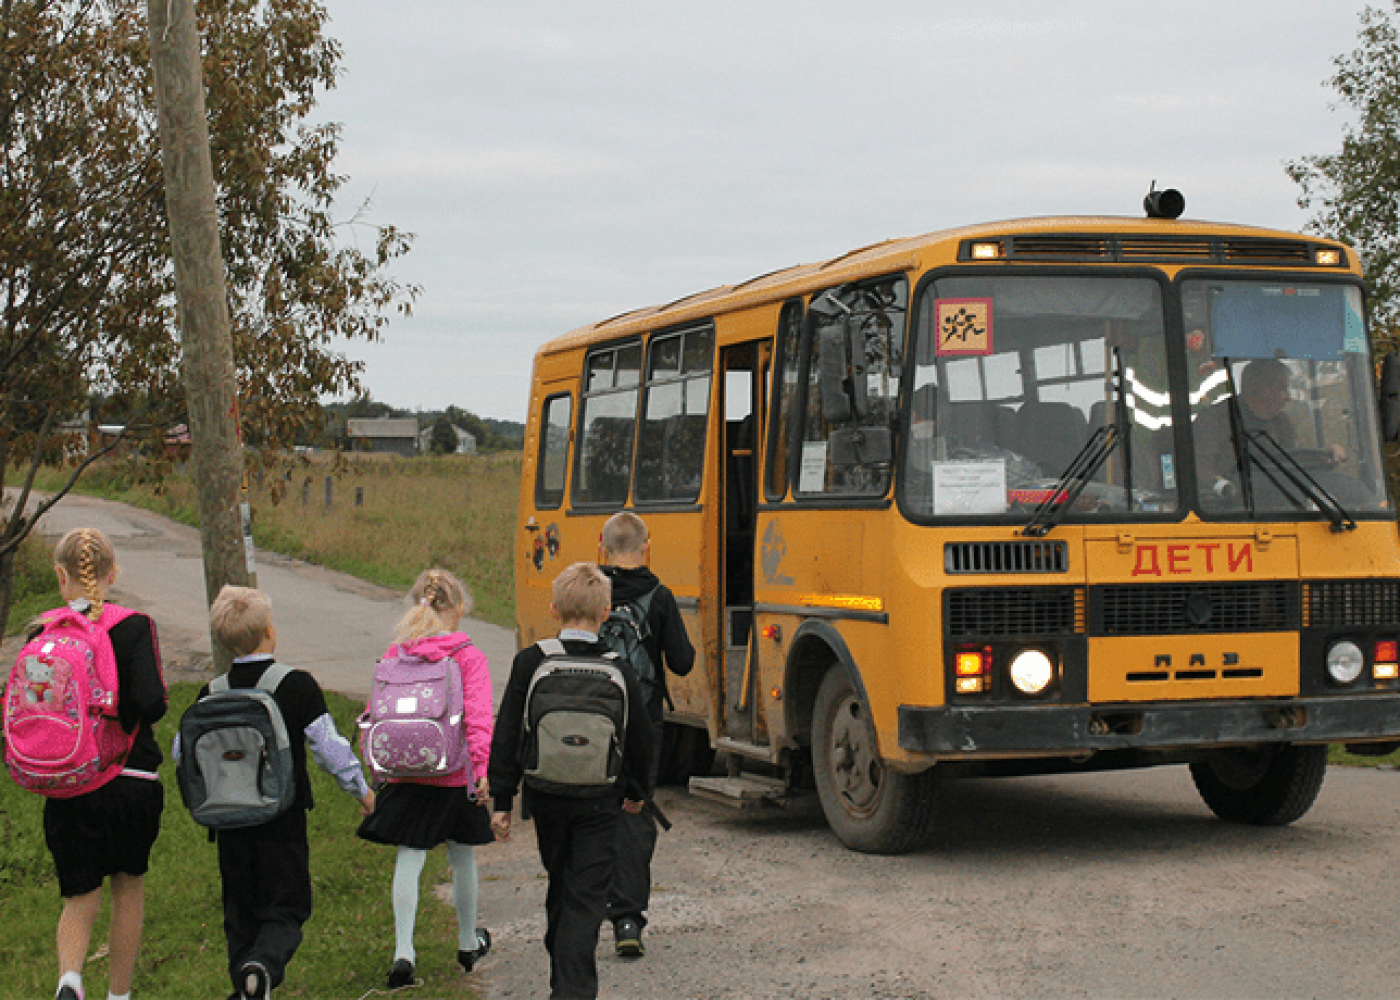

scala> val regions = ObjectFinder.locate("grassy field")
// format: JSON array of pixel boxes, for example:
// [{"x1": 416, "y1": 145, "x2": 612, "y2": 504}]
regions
[
  {"x1": 27, "y1": 452, "x2": 522, "y2": 629},
  {"x1": 0, "y1": 684, "x2": 489, "y2": 1000}
]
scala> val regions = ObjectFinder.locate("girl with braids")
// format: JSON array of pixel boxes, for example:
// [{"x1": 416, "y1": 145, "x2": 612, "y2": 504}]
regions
[
  {"x1": 356, "y1": 568, "x2": 495, "y2": 989},
  {"x1": 41, "y1": 528, "x2": 167, "y2": 1000}
]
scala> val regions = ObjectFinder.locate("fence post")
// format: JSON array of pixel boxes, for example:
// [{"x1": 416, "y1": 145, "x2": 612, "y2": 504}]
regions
[
  {"x1": 325, "y1": 476, "x2": 333, "y2": 509},
  {"x1": 355, "y1": 486, "x2": 363, "y2": 507}
]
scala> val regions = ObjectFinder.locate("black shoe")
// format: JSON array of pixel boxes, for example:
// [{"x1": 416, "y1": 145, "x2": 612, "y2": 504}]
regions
[
  {"x1": 458, "y1": 927, "x2": 491, "y2": 973},
  {"x1": 237, "y1": 961, "x2": 270, "y2": 1000},
  {"x1": 386, "y1": 958, "x2": 414, "y2": 989},
  {"x1": 614, "y1": 917, "x2": 644, "y2": 958},
  {"x1": 56, "y1": 987, "x2": 81, "y2": 1000}
]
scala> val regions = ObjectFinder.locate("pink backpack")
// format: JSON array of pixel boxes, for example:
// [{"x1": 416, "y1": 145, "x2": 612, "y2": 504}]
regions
[
  {"x1": 358, "y1": 641, "x2": 472, "y2": 781},
  {"x1": 4, "y1": 603, "x2": 136, "y2": 797}
]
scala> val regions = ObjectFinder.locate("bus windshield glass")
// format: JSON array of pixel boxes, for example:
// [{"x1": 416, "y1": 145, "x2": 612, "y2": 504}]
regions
[
  {"x1": 1186, "y1": 279, "x2": 1391, "y2": 516},
  {"x1": 905, "y1": 275, "x2": 1174, "y2": 519}
]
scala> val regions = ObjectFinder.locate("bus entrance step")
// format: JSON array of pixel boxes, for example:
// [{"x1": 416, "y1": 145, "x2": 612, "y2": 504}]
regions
[{"x1": 689, "y1": 774, "x2": 789, "y2": 810}]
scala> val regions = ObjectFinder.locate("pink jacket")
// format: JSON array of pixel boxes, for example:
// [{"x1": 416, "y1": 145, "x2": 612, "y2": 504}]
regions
[{"x1": 372, "y1": 632, "x2": 494, "y2": 787}]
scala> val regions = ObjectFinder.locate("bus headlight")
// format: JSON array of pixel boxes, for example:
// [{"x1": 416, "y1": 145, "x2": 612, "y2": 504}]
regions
[
  {"x1": 1009, "y1": 649, "x2": 1055, "y2": 696},
  {"x1": 1326, "y1": 641, "x2": 1365, "y2": 685}
]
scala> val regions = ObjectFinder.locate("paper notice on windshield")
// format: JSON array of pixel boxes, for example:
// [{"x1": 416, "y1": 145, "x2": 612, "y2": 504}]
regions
[
  {"x1": 933, "y1": 461, "x2": 1008, "y2": 515},
  {"x1": 799, "y1": 441, "x2": 828, "y2": 493}
]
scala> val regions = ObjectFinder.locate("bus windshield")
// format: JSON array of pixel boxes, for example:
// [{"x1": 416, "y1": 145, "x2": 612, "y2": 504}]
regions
[
  {"x1": 904, "y1": 275, "x2": 1174, "y2": 519},
  {"x1": 1186, "y1": 279, "x2": 1390, "y2": 516}
]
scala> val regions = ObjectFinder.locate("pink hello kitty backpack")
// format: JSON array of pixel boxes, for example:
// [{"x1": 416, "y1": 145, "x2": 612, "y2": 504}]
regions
[
  {"x1": 358, "y1": 640, "x2": 472, "y2": 781},
  {"x1": 4, "y1": 604, "x2": 136, "y2": 797}
]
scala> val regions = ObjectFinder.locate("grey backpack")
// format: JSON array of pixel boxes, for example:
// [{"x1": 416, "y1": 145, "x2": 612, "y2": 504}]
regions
[
  {"x1": 176, "y1": 664, "x2": 296, "y2": 829},
  {"x1": 522, "y1": 639, "x2": 629, "y2": 797}
]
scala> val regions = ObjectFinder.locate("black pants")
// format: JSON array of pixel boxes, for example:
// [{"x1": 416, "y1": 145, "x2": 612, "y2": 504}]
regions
[
  {"x1": 607, "y1": 710, "x2": 664, "y2": 928},
  {"x1": 532, "y1": 793, "x2": 622, "y2": 1000},
  {"x1": 216, "y1": 810, "x2": 313, "y2": 993}
]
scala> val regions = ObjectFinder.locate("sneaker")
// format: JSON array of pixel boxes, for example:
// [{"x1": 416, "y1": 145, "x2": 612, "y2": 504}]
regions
[
  {"x1": 238, "y1": 961, "x2": 270, "y2": 1000},
  {"x1": 386, "y1": 958, "x2": 415, "y2": 989},
  {"x1": 614, "y1": 917, "x2": 644, "y2": 958},
  {"x1": 56, "y1": 987, "x2": 82, "y2": 1000},
  {"x1": 457, "y1": 927, "x2": 492, "y2": 973}
]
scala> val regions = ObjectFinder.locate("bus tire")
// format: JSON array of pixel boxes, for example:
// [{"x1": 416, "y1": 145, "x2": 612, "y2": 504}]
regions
[
  {"x1": 811, "y1": 668, "x2": 938, "y2": 854},
  {"x1": 1188, "y1": 743, "x2": 1328, "y2": 826}
]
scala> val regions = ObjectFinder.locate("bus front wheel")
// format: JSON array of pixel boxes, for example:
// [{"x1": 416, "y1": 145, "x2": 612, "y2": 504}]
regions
[
  {"x1": 1188, "y1": 743, "x2": 1328, "y2": 826},
  {"x1": 811, "y1": 668, "x2": 938, "y2": 854}
]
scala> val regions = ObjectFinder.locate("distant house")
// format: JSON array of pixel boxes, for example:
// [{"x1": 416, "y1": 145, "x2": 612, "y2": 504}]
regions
[
  {"x1": 419, "y1": 424, "x2": 478, "y2": 455},
  {"x1": 347, "y1": 417, "x2": 420, "y2": 456}
]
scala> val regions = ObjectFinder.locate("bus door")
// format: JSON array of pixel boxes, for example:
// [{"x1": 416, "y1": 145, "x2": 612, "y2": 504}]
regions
[{"x1": 718, "y1": 341, "x2": 767, "y2": 742}]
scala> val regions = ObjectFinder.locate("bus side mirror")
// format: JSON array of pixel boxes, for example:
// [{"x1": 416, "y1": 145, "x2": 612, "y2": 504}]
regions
[{"x1": 1381, "y1": 353, "x2": 1400, "y2": 442}]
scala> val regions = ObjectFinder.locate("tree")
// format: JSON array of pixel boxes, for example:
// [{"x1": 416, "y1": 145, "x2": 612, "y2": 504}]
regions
[
  {"x1": 429, "y1": 416, "x2": 459, "y2": 455},
  {"x1": 1287, "y1": 2, "x2": 1400, "y2": 337},
  {"x1": 0, "y1": 0, "x2": 417, "y2": 628}
]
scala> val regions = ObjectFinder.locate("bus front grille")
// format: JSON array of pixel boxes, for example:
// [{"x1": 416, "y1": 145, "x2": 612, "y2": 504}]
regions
[
  {"x1": 1091, "y1": 581, "x2": 1299, "y2": 635},
  {"x1": 945, "y1": 540, "x2": 1068, "y2": 574},
  {"x1": 1304, "y1": 579, "x2": 1400, "y2": 627},
  {"x1": 946, "y1": 587, "x2": 1084, "y2": 637}
]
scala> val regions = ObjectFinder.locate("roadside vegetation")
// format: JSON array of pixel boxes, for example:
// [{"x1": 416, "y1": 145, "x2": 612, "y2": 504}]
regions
[
  {"x1": 25, "y1": 452, "x2": 522, "y2": 629},
  {"x1": 0, "y1": 683, "x2": 485, "y2": 999}
]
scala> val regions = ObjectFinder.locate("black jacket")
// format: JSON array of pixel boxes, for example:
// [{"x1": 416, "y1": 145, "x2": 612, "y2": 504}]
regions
[{"x1": 600, "y1": 565, "x2": 695, "y2": 709}]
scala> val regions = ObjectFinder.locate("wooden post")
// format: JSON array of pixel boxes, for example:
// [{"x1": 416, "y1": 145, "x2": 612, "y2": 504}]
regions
[{"x1": 146, "y1": 0, "x2": 247, "y2": 672}]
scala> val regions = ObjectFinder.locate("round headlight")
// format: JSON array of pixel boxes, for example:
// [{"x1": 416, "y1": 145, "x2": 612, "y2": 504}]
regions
[
  {"x1": 1326, "y1": 640, "x2": 1365, "y2": 685},
  {"x1": 1009, "y1": 649, "x2": 1055, "y2": 695}
]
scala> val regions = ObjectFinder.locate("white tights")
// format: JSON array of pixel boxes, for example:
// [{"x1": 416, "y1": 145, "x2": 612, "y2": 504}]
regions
[{"x1": 392, "y1": 842, "x2": 479, "y2": 963}]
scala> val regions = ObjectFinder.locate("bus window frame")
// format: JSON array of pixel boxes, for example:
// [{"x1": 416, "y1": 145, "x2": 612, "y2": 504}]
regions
[
  {"x1": 633, "y1": 321, "x2": 716, "y2": 508},
  {"x1": 1171, "y1": 266, "x2": 1390, "y2": 524},
  {"x1": 786, "y1": 275, "x2": 909, "y2": 509},
  {"x1": 897, "y1": 264, "x2": 1186, "y2": 527},
  {"x1": 764, "y1": 299, "x2": 807, "y2": 503},
  {"x1": 534, "y1": 391, "x2": 573, "y2": 510},
  {"x1": 570, "y1": 336, "x2": 644, "y2": 511}
]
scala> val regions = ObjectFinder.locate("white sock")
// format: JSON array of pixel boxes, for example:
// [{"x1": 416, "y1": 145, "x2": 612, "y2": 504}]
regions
[
  {"x1": 108, "y1": 993, "x2": 130, "y2": 1000},
  {"x1": 447, "y1": 841, "x2": 479, "y2": 949},
  {"x1": 392, "y1": 846, "x2": 427, "y2": 964},
  {"x1": 57, "y1": 972, "x2": 83, "y2": 999}
]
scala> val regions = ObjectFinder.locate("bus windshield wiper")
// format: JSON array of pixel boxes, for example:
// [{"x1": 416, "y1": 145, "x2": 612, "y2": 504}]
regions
[
  {"x1": 1020, "y1": 423, "x2": 1120, "y2": 538},
  {"x1": 1239, "y1": 430, "x2": 1356, "y2": 532},
  {"x1": 1021, "y1": 349, "x2": 1131, "y2": 538}
]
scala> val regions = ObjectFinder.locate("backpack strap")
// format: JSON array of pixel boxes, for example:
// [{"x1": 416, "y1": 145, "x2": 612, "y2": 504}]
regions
[
  {"x1": 537, "y1": 638, "x2": 566, "y2": 657},
  {"x1": 207, "y1": 663, "x2": 292, "y2": 696}
]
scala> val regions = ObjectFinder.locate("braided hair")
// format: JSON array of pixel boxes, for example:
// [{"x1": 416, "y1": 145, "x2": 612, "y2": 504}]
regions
[
  {"x1": 393, "y1": 568, "x2": 472, "y2": 645},
  {"x1": 53, "y1": 527, "x2": 117, "y2": 622}
]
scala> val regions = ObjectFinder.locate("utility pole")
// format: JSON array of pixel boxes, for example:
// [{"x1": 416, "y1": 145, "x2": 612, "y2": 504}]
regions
[{"x1": 146, "y1": 0, "x2": 248, "y2": 670}]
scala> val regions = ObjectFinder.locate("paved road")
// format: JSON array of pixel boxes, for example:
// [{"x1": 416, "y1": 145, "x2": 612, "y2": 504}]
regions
[{"x1": 9, "y1": 491, "x2": 517, "y2": 700}]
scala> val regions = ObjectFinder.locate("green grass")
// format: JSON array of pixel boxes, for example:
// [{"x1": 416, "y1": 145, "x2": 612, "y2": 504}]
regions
[
  {"x1": 0, "y1": 685, "x2": 485, "y2": 999},
  {"x1": 5, "y1": 532, "x2": 64, "y2": 636}
]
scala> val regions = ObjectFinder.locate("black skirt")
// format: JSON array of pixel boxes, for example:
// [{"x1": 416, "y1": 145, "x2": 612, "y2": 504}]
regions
[
  {"x1": 357, "y1": 781, "x2": 493, "y2": 849},
  {"x1": 44, "y1": 775, "x2": 165, "y2": 898}
]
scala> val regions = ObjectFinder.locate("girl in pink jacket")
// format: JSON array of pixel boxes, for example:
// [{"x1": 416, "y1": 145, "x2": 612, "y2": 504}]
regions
[{"x1": 357, "y1": 568, "x2": 495, "y2": 989}]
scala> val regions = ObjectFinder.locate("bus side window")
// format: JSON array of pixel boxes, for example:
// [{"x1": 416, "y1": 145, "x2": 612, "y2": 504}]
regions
[
  {"x1": 635, "y1": 326, "x2": 713, "y2": 504},
  {"x1": 574, "y1": 342, "x2": 641, "y2": 507},
  {"x1": 765, "y1": 301, "x2": 804, "y2": 500},
  {"x1": 535, "y1": 393, "x2": 572, "y2": 509}
]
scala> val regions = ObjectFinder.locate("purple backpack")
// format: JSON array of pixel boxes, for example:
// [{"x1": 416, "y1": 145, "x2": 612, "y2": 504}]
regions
[{"x1": 358, "y1": 641, "x2": 471, "y2": 781}]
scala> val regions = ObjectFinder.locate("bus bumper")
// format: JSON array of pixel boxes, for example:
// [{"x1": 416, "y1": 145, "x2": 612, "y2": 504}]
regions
[{"x1": 898, "y1": 694, "x2": 1400, "y2": 756}]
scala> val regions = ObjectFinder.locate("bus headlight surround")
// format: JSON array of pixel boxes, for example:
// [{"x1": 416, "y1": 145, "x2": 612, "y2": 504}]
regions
[
  {"x1": 1009, "y1": 649, "x2": 1055, "y2": 696},
  {"x1": 1326, "y1": 640, "x2": 1365, "y2": 686}
]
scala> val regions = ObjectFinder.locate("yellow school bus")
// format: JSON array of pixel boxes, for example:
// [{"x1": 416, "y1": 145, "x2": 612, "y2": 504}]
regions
[{"x1": 516, "y1": 191, "x2": 1400, "y2": 853}]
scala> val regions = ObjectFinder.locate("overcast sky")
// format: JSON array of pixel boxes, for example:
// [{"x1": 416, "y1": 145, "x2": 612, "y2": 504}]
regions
[{"x1": 315, "y1": 1, "x2": 1376, "y2": 422}]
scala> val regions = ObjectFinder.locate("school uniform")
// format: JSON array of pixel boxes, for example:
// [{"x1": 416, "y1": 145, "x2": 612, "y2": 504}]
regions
[
  {"x1": 488, "y1": 633, "x2": 655, "y2": 1000},
  {"x1": 42, "y1": 610, "x2": 167, "y2": 898},
  {"x1": 198, "y1": 654, "x2": 369, "y2": 994},
  {"x1": 598, "y1": 565, "x2": 694, "y2": 932}
]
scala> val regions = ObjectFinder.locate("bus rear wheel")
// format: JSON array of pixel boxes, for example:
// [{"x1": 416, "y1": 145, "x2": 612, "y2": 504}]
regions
[
  {"x1": 811, "y1": 668, "x2": 938, "y2": 854},
  {"x1": 1189, "y1": 743, "x2": 1328, "y2": 826}
]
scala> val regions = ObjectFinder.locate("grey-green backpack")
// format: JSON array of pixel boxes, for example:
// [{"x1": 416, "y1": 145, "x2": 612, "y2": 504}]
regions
[
  {"x1": 176, "y1": 664, "x2": 296, "y2": 829},
  {"x1": 522, "y1": 640, "x2": 629, "y2": 797}
]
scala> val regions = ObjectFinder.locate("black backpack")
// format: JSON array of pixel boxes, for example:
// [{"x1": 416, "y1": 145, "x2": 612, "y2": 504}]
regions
[
  {"x1": 176, "y1": 664, "x2": 297, "y2": 829},
  {"x1": 598, "y1": 586, "x2": 659, "y2": 698},
  {"x1": 522, "y1": 639, "x2": 629, "y2": 797}
]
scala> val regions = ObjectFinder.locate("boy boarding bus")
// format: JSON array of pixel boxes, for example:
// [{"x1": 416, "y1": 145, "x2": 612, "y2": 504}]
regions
[{"x1": 516, "y1": 190, "x2": 1400, "y2": 854}]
